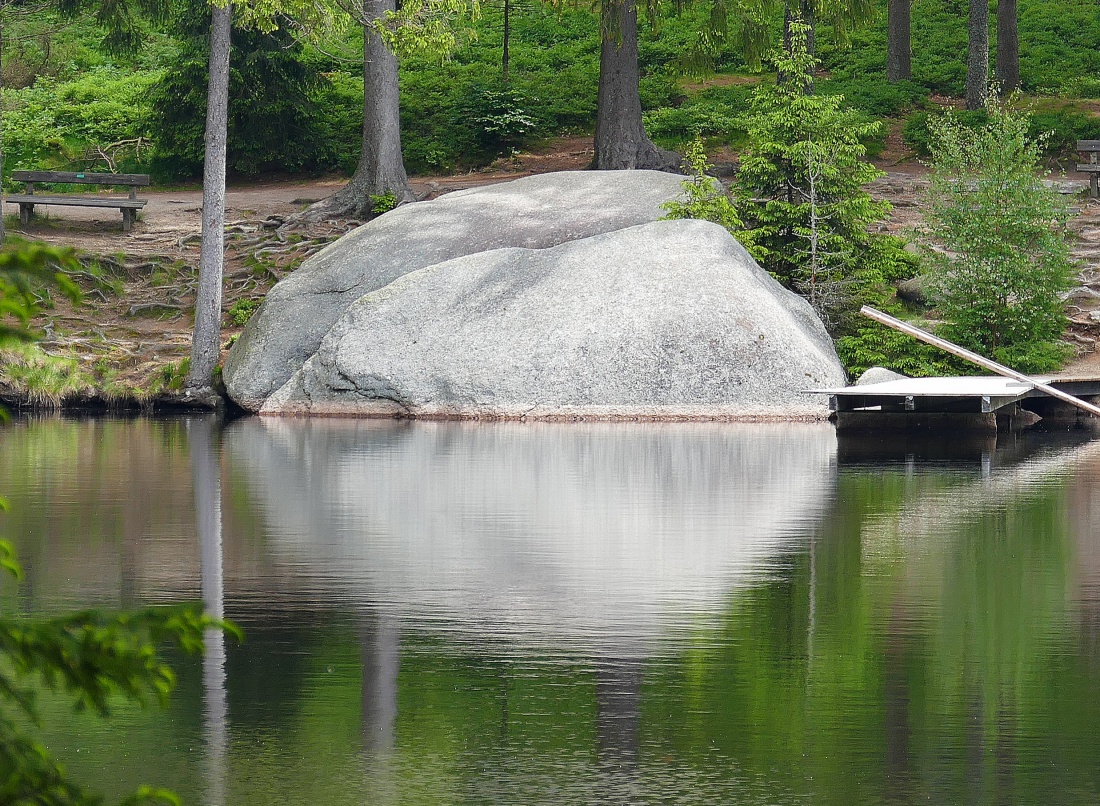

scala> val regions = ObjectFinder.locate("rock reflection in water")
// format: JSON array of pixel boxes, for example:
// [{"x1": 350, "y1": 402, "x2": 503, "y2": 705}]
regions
[{"x1": 223, "y1": 419, "x2": 838, "y2": 653}]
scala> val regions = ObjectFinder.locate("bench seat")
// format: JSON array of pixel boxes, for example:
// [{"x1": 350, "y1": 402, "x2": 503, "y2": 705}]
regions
[
  {"x1": 6, "y1": 195, "x2": 147, "y2": 208},
  {"x1": 6, "y1": 194, "x2": 147, "y2": 232}
]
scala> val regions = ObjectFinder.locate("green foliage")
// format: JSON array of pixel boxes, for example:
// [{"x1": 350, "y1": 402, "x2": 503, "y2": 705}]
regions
[
  {"x1": 661, "y1": 137, "x2": 741, "y2": 232},
  {"x1": 0, "y1": 563, "x2": 230, "y2": 806},
  {"x1": 2, "y1": 70, "x2": 159, "y2": 183},
  {"x1": 227, "y1": 298, "x2": 259, "y2": 327},
  {"x1": 735, "y1": 27, "x2": 912, "y2": 329},
  {"x1": 918, "y1": 99, "x2": 1076, "y2": 372},
  {"x1": 643, "y1": 82, "x2": 755, "y2": 149},
  {"x1": 817, "y1": 76, "x2": 929, "y2": 119},
  {"x1": 457, "y1": 85, "x2": 539, "y2": 156},
  {"x1": 368, "y1": 191, "x2": 399, "y2": 216},
  {"x1": 835, "y1": 315, "x2": 971, "y2": 378},
  {"x1": 149, "y1": 358, "x2": 191, "y2": 393},
  {"x1": 148, "y1": 0, "x2": 329, "y2": 179},
  {"x1": 904, "y1": 103, "x2": 1100, "y2": 161},
  {"x1": 0, "y1": 240, "x2": 81, "y2": 347}
]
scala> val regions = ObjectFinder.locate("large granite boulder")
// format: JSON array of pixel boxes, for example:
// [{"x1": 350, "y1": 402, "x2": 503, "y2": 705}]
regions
[
  {"x1": 225, "y1": 170, "x2": 687, "y2": 411},
  {"x1": 258, "y1": 219, "x2": 846, "y2": 419}
]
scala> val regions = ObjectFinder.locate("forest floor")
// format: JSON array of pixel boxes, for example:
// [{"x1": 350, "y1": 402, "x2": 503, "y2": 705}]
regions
[{"x1": 9, "y1": 132, "x2": 1100, "y2": 404}]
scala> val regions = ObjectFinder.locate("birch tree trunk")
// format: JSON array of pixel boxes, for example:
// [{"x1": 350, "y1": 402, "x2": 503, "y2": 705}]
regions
[
  {"x1": 592, "y1": 0, "x2": 680, "y2": 171},
  {"x1": 995, "y1": 0, "x2": 1019, "y2": 94},
  {"x1": 886, "y1": 0, "x2": 911, "y2": 82},
  {"x1": 187, "y1": 2, "x2": 231, "y2": 389},
  {"x1": 965, "y1": 0, "x2": 989, "y2": 110},
  {"x1": 296, "y1": 0, "x2": 412, "y2": 222}
]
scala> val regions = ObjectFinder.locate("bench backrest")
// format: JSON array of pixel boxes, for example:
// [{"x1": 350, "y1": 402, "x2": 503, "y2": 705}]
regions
[
  {"x1": 11, "y1": 170, "x2": 151, "y2": 187},
  {"x1": 1078, "y1": 140, "x2": 1100, "y2": 153}
]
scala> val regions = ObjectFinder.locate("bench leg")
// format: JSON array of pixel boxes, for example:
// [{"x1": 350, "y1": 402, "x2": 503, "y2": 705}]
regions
[
  {"x1": 18, "y1": 203, "x2": 32, "y2": 228},
  {"x1": 122, "y1": 209, "x2": 135, "y2": 233},
  {"x1": 1092, "y1": 173, "x2": 1098, "y2": 199}
]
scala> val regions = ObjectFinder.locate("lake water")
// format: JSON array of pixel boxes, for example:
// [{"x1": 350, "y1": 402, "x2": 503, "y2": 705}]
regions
[{"x1": 2, "y1": 416, "x2": 1100, "y2": 805}]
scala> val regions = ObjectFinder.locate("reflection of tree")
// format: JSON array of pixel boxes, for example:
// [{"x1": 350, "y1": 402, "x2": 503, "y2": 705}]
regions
[
  {"x1": 637, "y1": 455, "x2": 1100, "y2": 804},
  {"x1": 189, "y1": 415, "x2": 228, "y2": 806},
  {"x1": 595, "y1": 660, "x2": 642, "y2": 777}
]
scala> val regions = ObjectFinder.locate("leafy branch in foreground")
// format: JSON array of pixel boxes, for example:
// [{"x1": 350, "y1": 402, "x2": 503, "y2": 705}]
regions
[
  {"x1": 0, "y1": 541, "x2": 240, "y2": 806},
  {"x1": 0, "y1": 240, "x2": 80, "y2": 348}
]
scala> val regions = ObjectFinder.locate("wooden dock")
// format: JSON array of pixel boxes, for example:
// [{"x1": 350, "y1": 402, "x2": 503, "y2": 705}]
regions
[{"x1": 813, "y1": 375, "x2": 1100, "y2": 433}]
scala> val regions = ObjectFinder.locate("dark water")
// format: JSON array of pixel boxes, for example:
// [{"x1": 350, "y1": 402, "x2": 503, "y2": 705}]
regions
[{"x1": 2, "y1": 416, "x2": 1100, "y2": 805}]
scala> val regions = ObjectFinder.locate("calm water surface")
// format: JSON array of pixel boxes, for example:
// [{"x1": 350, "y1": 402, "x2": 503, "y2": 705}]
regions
[{"x1": 2, "y1": 416, "x2": 1100, "y2": 805}]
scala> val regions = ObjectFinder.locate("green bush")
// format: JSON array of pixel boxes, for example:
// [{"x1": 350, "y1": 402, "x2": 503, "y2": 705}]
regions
[
  {"x1": 660, "y1": 137, "x2": 741, "y2": 231},
  {"x1": 835, "y1": 316, "x2": 971, "y2": 378},
  {"x1": 904, "y1": 103, "x2": 1100, "y2": 162},
  {"x1": 902, "y1": 108, "x2": 989, "y2": 157},
  {"x1": 643, "y1": 83, "x2": 755, "y2": 148},
  {"x1": 456, "y1": 84, "x2": 540, "y2": 156},
  {"x1": 817, "y1": 76, "x2": 929, "y2": 118},
  {"x1": 1027, "y1": 106, "x2": 1100, "y2": 159},
  {"x1": 918, "y1": 100, "x2": 1075, "y2": 372},
  {"x1": 2, "y1": 70, "x2": 158, "y2": 183}
]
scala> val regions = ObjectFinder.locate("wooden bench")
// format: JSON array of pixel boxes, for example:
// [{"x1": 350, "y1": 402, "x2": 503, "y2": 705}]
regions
[
  {"x1": 6, "y1": 170, "x2": 150, "y2": 232},
  {"x1": 1078, "y1": 140, "x2": 1100, "y2": 199}
]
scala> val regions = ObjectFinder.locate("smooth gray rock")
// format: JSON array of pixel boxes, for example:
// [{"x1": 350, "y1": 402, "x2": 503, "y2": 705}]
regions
[
  {"x1": 855, "y1": 366, "x2": 908, "y2": 386},
  {"x1": 225, "y1": 170, "x2": 687, "y2": 411},
  {"x1": 897, "y1": 274, "x2": 932, "y2": 305},
  {"x1": 261, "y1": 219, "x2": 846, "y2": 419}
]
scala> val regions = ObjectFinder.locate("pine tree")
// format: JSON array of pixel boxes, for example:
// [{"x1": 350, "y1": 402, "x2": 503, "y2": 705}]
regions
[{"x1": 735, "y1": 23, "x2": 907, "y2": 327}]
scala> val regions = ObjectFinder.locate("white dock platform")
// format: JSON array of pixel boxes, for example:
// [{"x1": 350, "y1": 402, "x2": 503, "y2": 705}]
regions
[{"x1": 811, "y1": 375, "x2": 1100, "y2": 432}]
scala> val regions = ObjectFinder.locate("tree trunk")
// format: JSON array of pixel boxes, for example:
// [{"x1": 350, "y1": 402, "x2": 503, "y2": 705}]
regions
[
  {"x1": 995, "y1": 0, "x2": 1019, "y2": 94},
  {"x1": 296, "y1": 0, "x2": 413, "y2": 222},
  {"x1": 965, "y1": 0, "x2": 989, "y2": 110},
  {"x1": 502, "y1": 0, "x2": 510, "y2": 82},
  {"x1": 592, "y1": 0, "x2": 680, "y2": 171},
  {"x1": 886, "y1": 0, "x2": 911, "y2": 82},
  {"x1": 1, "y1": 2, "x2": 7, "y2": 246},
  {"x1": 187, "y1": 3, "x2": 231, "y2": 389}
]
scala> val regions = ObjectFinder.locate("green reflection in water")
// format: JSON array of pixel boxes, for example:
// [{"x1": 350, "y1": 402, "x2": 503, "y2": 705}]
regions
[{"x1": 1, "y1": 419, "x2": 1100, "y2": 805}]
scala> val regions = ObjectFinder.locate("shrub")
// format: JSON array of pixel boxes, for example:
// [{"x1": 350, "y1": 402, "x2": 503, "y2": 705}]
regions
[
  {"x1": 904, "y1": 104, "x2": 1100, "y2": 161},
  {"x1": 661, "y1": 137, "x2": 741, "y2": 231},
  {"x1": 818, "y1": 76, "x2": 929, "y2": 118},
  {"x1": 227, "y1": 298, "x2": 259, "y2": 327},
  {"x1": 917, "y1": 98, "x2": 1076, "y2": 372},
  {"x1": 456, "y1": 84, "x2": 539, "y2": 156},
  {"x1": 643, "y1": 84, "x2": 755, "y2": 148}
]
